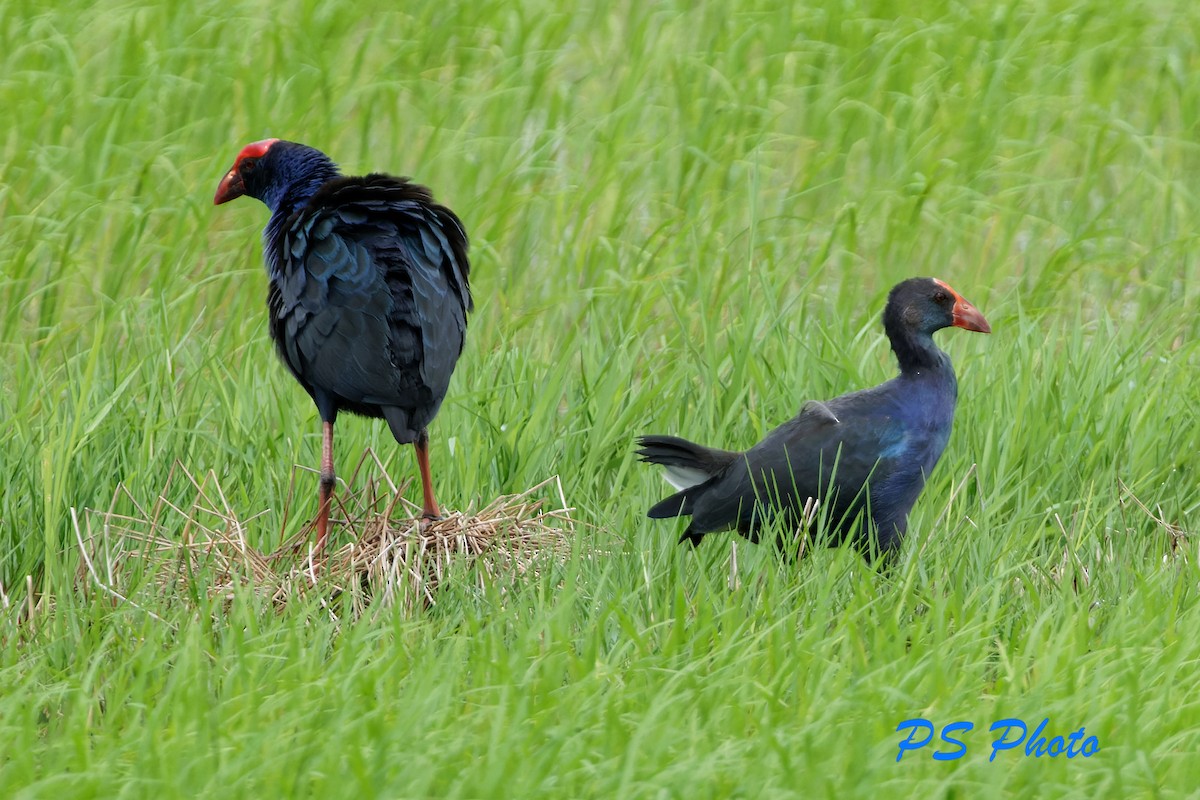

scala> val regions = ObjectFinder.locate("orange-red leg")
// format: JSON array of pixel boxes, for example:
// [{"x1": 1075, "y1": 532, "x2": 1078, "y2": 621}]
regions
[
  {"x1": 315, "y1": 420, "x2": 335, "y2": 554},
  {"x1": 414, "y1": 430, "x2": 441, "y2": 520}
]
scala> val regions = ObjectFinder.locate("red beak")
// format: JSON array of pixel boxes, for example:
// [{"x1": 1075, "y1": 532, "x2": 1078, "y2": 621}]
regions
[
  {"x1": 951, "y1": 295, "x2": 990, "y2": 333},
  {"x1": 933, "y1": 279, "x2": 991, "y2": 333},
  {"x1": 214, "y1": 167, "x2": 244, "y2": 205}
]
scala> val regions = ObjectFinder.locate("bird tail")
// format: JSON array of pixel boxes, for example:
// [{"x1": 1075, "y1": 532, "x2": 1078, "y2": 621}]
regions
[{"x1": 636, "y1": 435, "x2": 739, "y2": 519}]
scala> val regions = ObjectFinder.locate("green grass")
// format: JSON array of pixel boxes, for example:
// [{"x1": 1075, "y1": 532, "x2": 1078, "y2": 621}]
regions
[{"x1": 3, "y1": 0, "x2": 1200, "y2": 796}]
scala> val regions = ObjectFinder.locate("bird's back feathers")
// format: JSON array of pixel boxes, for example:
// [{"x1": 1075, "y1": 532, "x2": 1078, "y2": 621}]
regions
[{"x1": 265, "y1": 173, "x2": 471, "y2": 440}]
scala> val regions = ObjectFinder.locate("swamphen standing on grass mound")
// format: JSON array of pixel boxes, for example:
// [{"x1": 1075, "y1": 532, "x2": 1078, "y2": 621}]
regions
[
  {"x1": 637, "y1": 277, "x2": 989, "y2": 558},
  {"x1": 215, "y1": 139, "x2": 471, "y2": 554}
]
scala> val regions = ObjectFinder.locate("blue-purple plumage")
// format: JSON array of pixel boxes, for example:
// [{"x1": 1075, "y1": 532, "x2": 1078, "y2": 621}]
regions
[
  {"x1": 216, "y1": 139, "x2": 471, "y2": 549},
  {"x1": 264, "y1": 171, "x2": 471, "y2": 441},
  {"x1": 638, "y1": 277, "x2": 989, "y2": 558}
]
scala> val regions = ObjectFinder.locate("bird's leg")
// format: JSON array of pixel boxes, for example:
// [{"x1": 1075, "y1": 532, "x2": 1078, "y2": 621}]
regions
[
  {"x1": 315, "y1": 420, "x2": 335, "y2": 555},
  {"x1": 414, "y1": 429, "x2": 441, "y2": 523}
]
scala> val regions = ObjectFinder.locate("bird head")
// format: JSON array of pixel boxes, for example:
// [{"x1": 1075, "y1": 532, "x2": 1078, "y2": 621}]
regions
[
  {"x1": 213, "y1": 139, "x2": 280, "y2": 205},
  {"x1": 884, "y1": 277, "x2": 991, "y2": 337},
  {"x1": 214, "y1": 139, "x2": 339, "y2": 212}
]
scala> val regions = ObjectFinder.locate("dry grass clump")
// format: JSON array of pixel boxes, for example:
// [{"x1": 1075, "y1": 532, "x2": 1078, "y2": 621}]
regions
[{"x1": 73, "y1": 451, "x2": 574, "y2": 621}]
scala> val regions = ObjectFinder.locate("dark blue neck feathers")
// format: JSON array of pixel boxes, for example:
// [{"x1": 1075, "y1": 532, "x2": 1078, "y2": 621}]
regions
[
  {"x1": 257, "y1": 144, "x2": 341, "y2": 273},
  {"x1": 889, "y1": 326, "x2": 951, "y2": 375},
  {"x1": 259, "y1": 145, "x2": 340, "y2": 214}
]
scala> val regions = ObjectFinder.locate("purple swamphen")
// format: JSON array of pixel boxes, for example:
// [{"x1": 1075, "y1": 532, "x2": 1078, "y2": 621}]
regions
[
  {"x1": 637, "y1": 277, "x2": 989, "y2": 558},
  {"x1": 215, "y1": 139, "x2": 471, "y2": 554}
]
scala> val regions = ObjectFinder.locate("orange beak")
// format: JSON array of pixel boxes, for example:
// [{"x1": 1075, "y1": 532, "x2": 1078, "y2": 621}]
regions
[
  {"x1": 934, "y1": 279, "x2": 991, "y2": 333},
  {"x1": 951, "y1": 295, "x2": 990, "y2": 333}
]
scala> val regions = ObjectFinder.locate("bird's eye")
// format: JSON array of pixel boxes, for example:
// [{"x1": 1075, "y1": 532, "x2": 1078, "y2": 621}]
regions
[
  {"x1": 242, "y1": 158, "x2": 258, "y2": 173},
  {"x1": 933, "y1": 290, "x2": 949, "y2": 305}
]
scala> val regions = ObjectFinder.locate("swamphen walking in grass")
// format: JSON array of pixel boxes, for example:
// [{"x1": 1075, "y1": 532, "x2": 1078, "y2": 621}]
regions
[
  {"x1": 215, "y1": 139, "x2": 471, "y2": 554},
  {"x1": 637, "y1": 277, "x2": 989, "y2": 558}
]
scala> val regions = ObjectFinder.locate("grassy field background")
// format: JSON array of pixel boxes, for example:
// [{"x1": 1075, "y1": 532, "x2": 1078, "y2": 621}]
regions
[{"x1": 3, "y1": 0, "x2": 1199, "y2": 796}]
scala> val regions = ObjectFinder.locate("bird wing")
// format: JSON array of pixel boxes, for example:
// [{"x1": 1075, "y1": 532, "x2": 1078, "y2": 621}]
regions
[
  {"x1": 270, "y1": 176, "x2": 471, "y2": 412},
  {"x1": 688, "y1": 395, "x2": 906, "y2": 535}
]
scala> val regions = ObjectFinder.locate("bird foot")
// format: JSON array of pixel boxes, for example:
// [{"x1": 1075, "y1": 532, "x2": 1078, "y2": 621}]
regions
[{"x1": 419, "y1": 512, "x2": 443, "y2": 532}]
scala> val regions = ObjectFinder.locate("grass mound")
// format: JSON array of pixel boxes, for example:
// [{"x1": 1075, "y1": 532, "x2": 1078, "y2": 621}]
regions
[{"x1": 73, "y1": 452, "x2": 574, "y2": 621}]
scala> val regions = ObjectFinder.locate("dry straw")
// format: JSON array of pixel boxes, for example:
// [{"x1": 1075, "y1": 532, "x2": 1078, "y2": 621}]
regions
[{"x1": 74, "y1": 449, "x2": 574, "y2": 622}]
